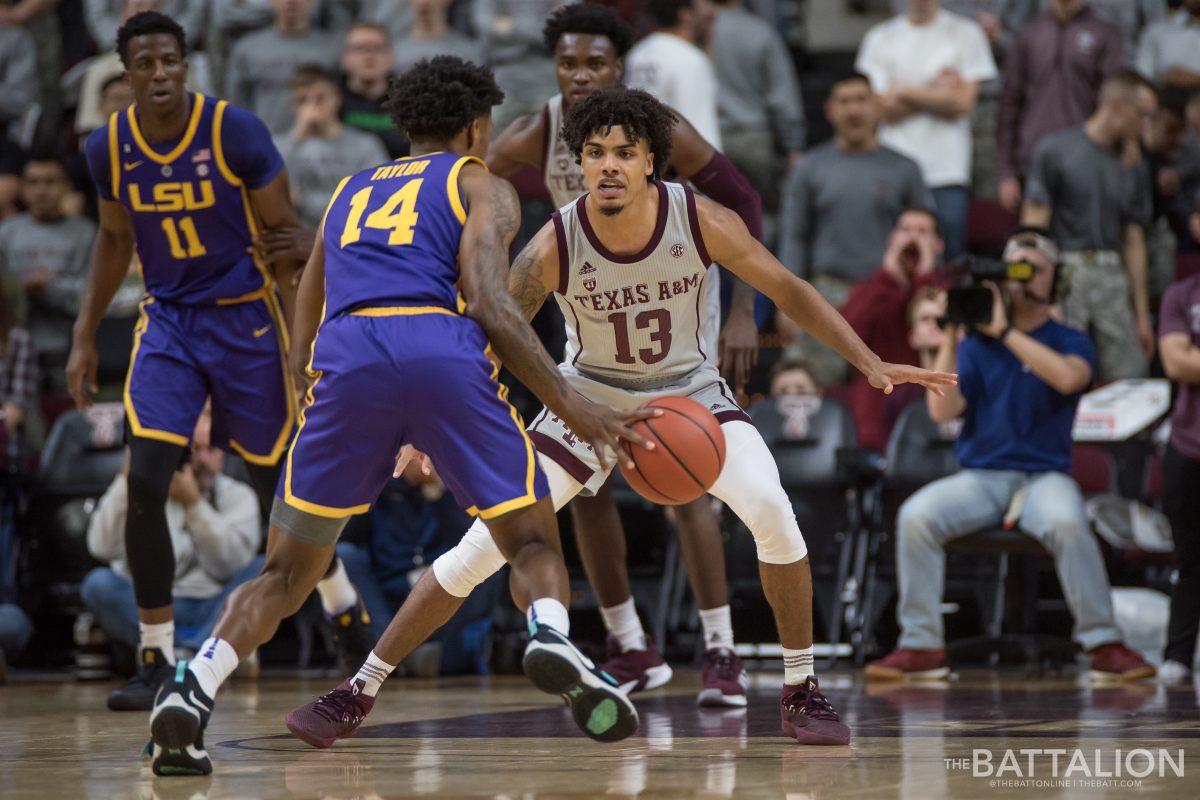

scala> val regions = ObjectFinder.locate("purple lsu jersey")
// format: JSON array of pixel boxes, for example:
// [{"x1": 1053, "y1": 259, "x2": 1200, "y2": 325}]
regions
[
  {"x1": 93, "y1": 92, "x2": 273, "y2": 304},
  {"x1": 320, "y1": 152, "x2": 478, "y2": 316},
  {"x1": 282, "y1": 152, "x2": 549, "y2": 520}
]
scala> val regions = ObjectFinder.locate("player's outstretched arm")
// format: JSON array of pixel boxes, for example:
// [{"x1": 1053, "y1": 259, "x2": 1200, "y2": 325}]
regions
[
  {"x1": 457, "y1": 164, "x2": 655, "y2": 468},
  {"x1": 67, "y1": 198, "x2": 135, "y2": 409},
  {"x1": 695, "y1": 194, "x2": 958, "y2": 396},
  {"x1": 288, "y1": 219, "x2": 327, "y2": 385},
  {"x1": 485, "y1": 111, "x2": 545, "y2": 178}
]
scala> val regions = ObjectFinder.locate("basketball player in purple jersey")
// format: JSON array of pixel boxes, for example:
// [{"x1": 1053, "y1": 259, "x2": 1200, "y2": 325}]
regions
[
  {"x1": 146, "y1": 58, "x2": 657, "y2": 776},
  {"x1": 487, "y1": 3, "x2": 764, "y2": 705},
  {"x1": 291, "y1": 87, "x2": 957, "y2": 749},
  {"x1": 66, "y1": 11, "x2": 379, "y2": 716}
]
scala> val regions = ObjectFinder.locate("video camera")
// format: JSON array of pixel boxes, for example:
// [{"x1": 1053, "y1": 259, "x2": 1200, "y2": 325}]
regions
[{"x1": 941, "y1": 257, "x2": 1035, "y2": 327}]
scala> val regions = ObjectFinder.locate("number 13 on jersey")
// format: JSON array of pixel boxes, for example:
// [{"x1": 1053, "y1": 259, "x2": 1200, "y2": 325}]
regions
[{"x1": 340, "y1": 180, "x2": 424, "y2": 248}]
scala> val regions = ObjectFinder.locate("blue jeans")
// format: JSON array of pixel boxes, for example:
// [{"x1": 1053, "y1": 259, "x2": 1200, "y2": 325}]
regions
[
  {"x1": 895, "y1": 469, "x2": 1122, "y2": 652},
  {"x1": 0, "y1": 603, "x2": 31, "y2": 658},
  {"x1": 931, "y1": 185, "x2": 969, "y2": 261},
  {"x1": 80, "y1": 556, "x2": 265, "y2": 652},
  {"x1": 336, "y1": 542, "x2": 500, "y2": 675}
]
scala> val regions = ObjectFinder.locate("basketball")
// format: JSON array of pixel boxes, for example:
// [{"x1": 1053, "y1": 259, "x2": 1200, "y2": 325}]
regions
[{"x1": 620, "y1": 396, "x2": 726, "y2": 505}]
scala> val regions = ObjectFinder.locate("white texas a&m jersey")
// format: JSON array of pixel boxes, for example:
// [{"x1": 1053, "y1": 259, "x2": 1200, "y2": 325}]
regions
[{"x1": 552, "y1": 181, "x2": 717, "y2": 389}]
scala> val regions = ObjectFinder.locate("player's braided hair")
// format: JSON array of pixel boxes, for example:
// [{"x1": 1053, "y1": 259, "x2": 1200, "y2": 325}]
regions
[
  {"x1": 542, "y1": 3, "x2": 634, "y2": 57},
  {"x1": 561, "y1": 87, "x2": 677, "y2": 180},
  {"x1": 385, "y1": 56, "x2": 505, "y2": 142},
  {"x1": 117, "y1": 11, "x2": 187, "y2": 67}
]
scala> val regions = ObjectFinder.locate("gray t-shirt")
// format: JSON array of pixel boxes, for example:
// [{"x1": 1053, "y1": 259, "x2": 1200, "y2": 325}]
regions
[
  {"x1": 0, "y1": 24, "x2": 35, "y2": 128},
  {"x1": 394, "y1": 32, "x2": 485, "y2": 75},
  {"x1": 276, "y1": 127, "x2": 388, "y2": 227},
  {"x1": 710, "y1": 5, "x2": 805, "y2": 151},
  {"x1": 226, "y1": 28, "x2": 341, "y2": 134},
  {"x1": 1025, "y1": 125, "x2": 1151, "y2": 251},
  {"x1": 778, "y1": 142, "x2": 934, "y2": 282}
]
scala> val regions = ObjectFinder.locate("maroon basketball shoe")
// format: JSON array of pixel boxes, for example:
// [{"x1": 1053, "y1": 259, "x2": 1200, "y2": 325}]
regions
[
  {"x1": 601, "y1": 635, "x2": 673, "y2": 694},
  {"x1": 1088, "y1": 642, "x2": 1156, "y2": 684},
  {"x1": 864, "y1": 648, "x2": 949, "y2": 682},
  {"x1": 285, "y1": 678, "x2": 375, "y2": 749},
  {"x1": 780, "y1": 677, "x2": 851, "y2": 746},
  {"x1": 697, "y1": 647, "x2": 749, "y2": 707}
]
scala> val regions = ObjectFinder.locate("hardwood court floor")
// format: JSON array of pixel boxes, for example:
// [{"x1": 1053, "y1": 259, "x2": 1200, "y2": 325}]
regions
[{"x1": 2, "y1": 669, "x2": 1199, "y2": 798}]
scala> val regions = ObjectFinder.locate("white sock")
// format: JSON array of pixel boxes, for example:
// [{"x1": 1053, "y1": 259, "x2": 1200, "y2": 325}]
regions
[
  {"x1": 527, "y1": 597, "x2": 570, "y2": 636},
  {"x1": 698, "y1": 605, "x2": 735, "y2": 650},
  {"x1": 188, "y1": 637, "x2": 239, "y2": 699},
  {"x1": 782, "y1": 645, "x2": 815, "y2": 685},
  {"x1": 139, "y1": 620, "x2": 176, "y2": 664},
  {"x1": 352, "y1": 651, "x2": 395, "y2": 698},
  {"x1": 599, "y1": 597, "x2": 647, "y2": 652},
  {"x1": 316, "y1": 558, "x2": 358, "y2": 615}
]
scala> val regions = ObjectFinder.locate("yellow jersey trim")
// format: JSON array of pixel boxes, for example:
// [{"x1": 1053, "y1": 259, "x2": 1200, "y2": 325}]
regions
[
  {"x1": 123, "y1": 298, "x2": 190, "y2": 447},
  {"x1": 212, "y1": 100, "x2": 240, "y2": 186},
  {"x1": 446, "y1": 155, "x2": 486, "y2": 225},
  {"x1": 348, "y1": 306, "x2": 457, "y2": 317},
  {"x1": 215, "y1": 287, "x2": 268, "y2": 305},
  {"x1": 126, "y1": 92, "x2": 206, "y2": 165},
  {"x1": 106, "y1": 113, "x2": 120, "y2": 201},
  {"x1": 472, "y1": 342, "x2": 538, "y2": 518}
]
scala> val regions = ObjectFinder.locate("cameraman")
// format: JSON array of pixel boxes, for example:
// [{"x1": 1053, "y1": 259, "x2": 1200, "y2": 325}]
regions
[{"x1": 866, "y1": 228, "x2": 1156, "y2": 683}]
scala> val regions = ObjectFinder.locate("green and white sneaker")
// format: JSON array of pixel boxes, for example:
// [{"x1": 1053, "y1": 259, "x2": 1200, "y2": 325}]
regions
[
  {"x1": 522, "y1": 622, "x2": 639, "y2": 742},
  {"x1": 148, "y1": 661, "x2": 214, "y2": 776}
]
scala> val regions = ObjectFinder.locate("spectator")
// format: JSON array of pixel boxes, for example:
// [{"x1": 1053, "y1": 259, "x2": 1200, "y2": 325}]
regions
[
  {"x1": 0, "y1": 137, "x2": 23, "y2": 220},
  {"x1": 1135, "y1": 1, "x2": 1200, "y2": 90},
  {"x1": 81, "y1": 409, "x2": 264, "y2": 662},
  {"x1": 1021, "y1": 69, "x2": 1156, "y2": 381},
  {"x1": 769, "y1": 358, "x2": 820, "y2": 398},
  {"x1": 472, "y1": 0, "x2": 560, "y2": 128},
  {"x1": 84, "y1": 0, "x2": 201, "y2": 49},
  {"x1": 0, "y1": 155, "x2": 95, "y2": 365},
  {"x1": 340, "y1": 22, "x2": 408, "y2": 158},
  {"x1": 0, "y1": 19, "x2": 35, "y2": 142},
  {"x1": 1089, "y1": 0, "x2": 1167, "y2": 57},
  {"x1": 394, "y1": 0, "x2": 483, "y2": 76},
  {"x1": 996, "y1": 0, "x2": 1124, "y2": 214},
  {"x1": 840, "y1": 208, "x2": 944, "y2": 452},
  {"x1": 1157, "y1": 270, "x2": 1200, "y2": 684},
  {"x1": 0, "y1": 0, "x2": 61, "y2": 145},
  {"x1": 78, "y1": 73, "x2": 135, "y2": 140},
  {"x1": 855, "y1": 0, "x2": 998, "y2": 260},
  {"x1": 0, "y1": 269, "x2": 38, "y2": 463},
  {"x1": 778, "y1": 73, "x2": 933, "y2": 386},
  {"x1": 762, "y1": 358, "x2": 824, "y2": 442},
  {"x1": 1142, "y1": 86, "x2": 1200, "y2": 304},
  {"x1": 338, "y1": 462, "x2": 503, "y2": 677},
  {"x1": 275, "y1": 65, "x2": 387, "y2": 228},
  {"x1": 226, "y1": 0, "x2": 341, "y2": 134},
  {"x1": 708, "y1": 0, "x2": 804, "y2": 225},
  {"x1": 866, "y1": 228, "x2": 1156, "y2": 684},
  {"x1": 625, "y1": 0, "x2": 722, "y2": 148}
]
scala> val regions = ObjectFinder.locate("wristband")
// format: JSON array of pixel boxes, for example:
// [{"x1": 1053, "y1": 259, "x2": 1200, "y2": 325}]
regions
[{"x1": 999, "y1": 324, "x2": 1014, "y2": 343}]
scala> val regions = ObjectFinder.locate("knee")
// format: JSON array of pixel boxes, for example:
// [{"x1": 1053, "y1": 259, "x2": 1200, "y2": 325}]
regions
[
  {"x1": 743, "y1": 487, "x2": 807, "y2": 565},
  {"x1": 239, "y1": 561, "x2": 313, "y2": 617},
  {"x1": 432, "y1": 524, "x2": 506, "y2": 599},
  {"x1": 897, "y1": 497, "x2": 941, "y2": 545},
  {"x1": 80, "y1": 567, "x2": 122, "y2": 609}
]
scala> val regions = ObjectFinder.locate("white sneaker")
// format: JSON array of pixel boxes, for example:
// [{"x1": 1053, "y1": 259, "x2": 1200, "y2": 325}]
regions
[{"x1": 1157, "y1": 660, "x2": 1192, "y2": 685}]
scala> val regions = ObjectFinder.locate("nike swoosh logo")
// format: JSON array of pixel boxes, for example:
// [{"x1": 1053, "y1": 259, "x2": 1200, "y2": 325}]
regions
[
  {"x1": 188, "y1": 690, "x2": 212, "y2": 713},
  {"x1": 123, "y1": 160, "x2": 143, "y2": 171},
  {"x1": 253, "y1": 325, "x2": 271, "y2": 338}
]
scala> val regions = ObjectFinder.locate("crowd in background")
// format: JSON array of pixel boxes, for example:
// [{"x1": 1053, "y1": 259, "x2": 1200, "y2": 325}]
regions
[{"x1": 1, "y1": 0, "x2": 1200, "y2": 682}]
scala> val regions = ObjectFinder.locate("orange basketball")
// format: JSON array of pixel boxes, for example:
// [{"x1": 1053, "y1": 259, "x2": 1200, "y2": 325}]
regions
[{"x1": 620, "y1": 396, "x2": 726, "y2": 505}]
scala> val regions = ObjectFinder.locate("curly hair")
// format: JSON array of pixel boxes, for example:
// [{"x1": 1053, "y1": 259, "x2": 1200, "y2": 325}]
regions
[
  {"x1": 542, "y1": 3, "x2": 634, "y2": 57},
  {"x1": 561, "y1": 87, "x2": 677, "y2": 180},
  {"x1": 384, "y1": 56, "x2": 504, "y2": 141},
  {"x1": 117, "y1": 11, "x2": 187, "y2": 67}
]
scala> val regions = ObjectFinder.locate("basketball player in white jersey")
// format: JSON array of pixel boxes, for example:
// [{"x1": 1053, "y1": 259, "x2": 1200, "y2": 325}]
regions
[
  {"x1": 486, "y1": 2, "x2": 765, "y2": 704},
  {"x1": 289, "y1": 87, "x2": 956, "y2": 747}
]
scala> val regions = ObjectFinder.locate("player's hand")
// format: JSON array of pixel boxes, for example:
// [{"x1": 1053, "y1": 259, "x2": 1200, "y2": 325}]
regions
[
  {"x1": 865, "y1": 360, "x2": 958, "y2": 397},
  {"x1": 66, "y1": 337, "x2": 99, "y2": 410},
  {"x1": 393, "y1": 444, "x2": 433, "y2": 479},
  {"x1": 718, "y1": 309, "x2": 758, "y2": 394},
  {"x1": 562, "y1": 396, "x2": 660, "y2": 472},
  {"x1": 250, "y1": 227, "x2": 314, "y2": 282}
]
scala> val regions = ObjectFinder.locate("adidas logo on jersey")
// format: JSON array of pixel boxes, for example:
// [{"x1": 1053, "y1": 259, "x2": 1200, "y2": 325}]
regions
[{"x1": 579, "y1": 261, "x2": 597, "y2": 275}]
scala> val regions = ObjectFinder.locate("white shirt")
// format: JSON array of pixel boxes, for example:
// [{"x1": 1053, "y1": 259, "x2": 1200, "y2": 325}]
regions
[
  {"x1": 624, "y1": 32, "x2": 723, "y2": 150},
  {"x1": 855, "y1": 10, "x2": 997, "y2": 187}
]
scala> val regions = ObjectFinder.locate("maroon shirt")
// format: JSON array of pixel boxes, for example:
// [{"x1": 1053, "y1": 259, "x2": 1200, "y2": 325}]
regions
[
  {"x1": 1160, "y1": 274, "x2": 1200, "y2": 461},
  {"x1": 997, "y1": 5, "x2": 1124, "y2": 182}
]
